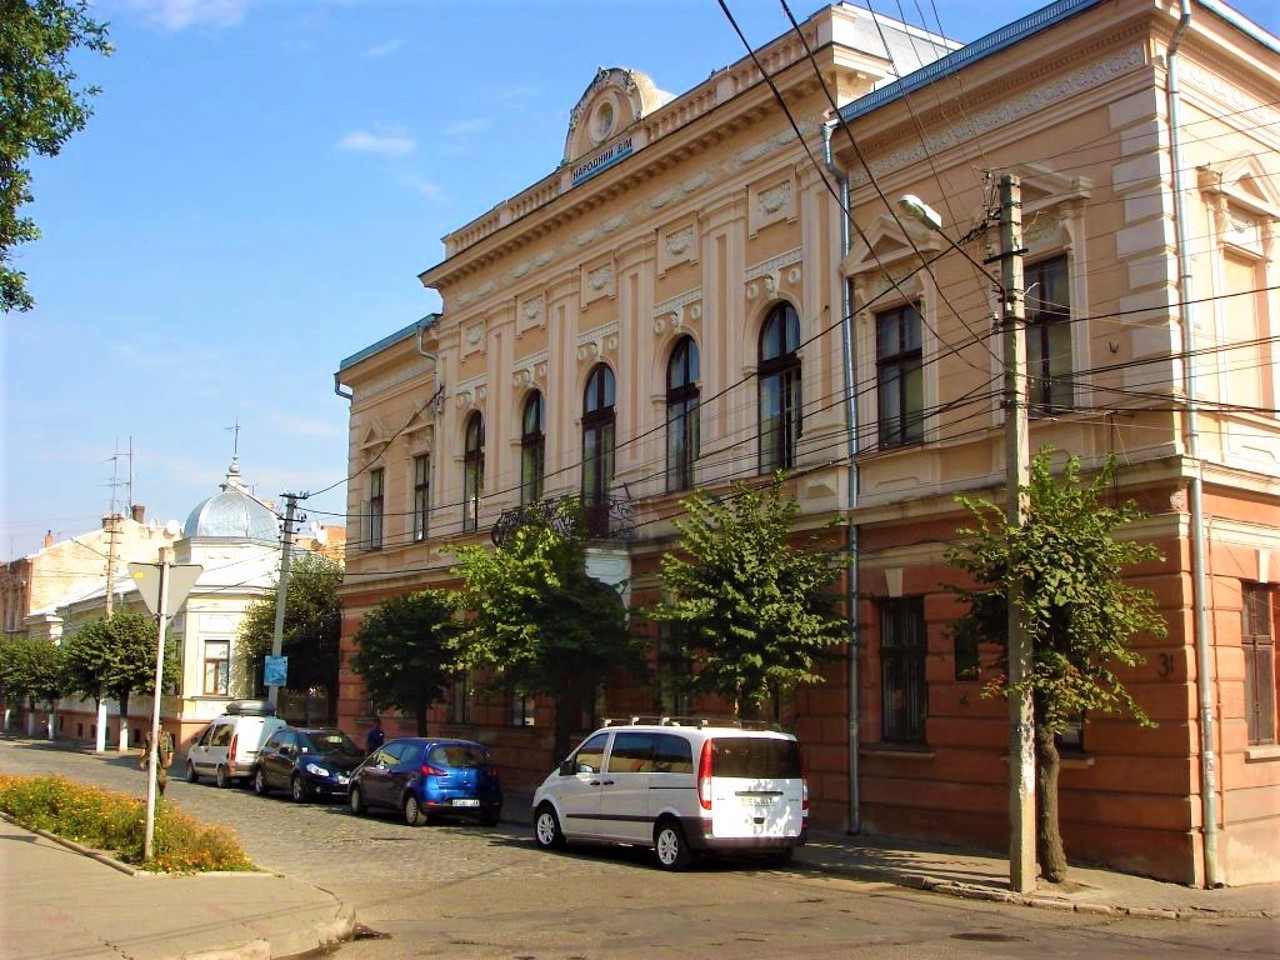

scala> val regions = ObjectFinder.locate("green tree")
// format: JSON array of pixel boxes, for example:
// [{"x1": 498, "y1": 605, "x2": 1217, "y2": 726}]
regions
[
  {"x1": 350, "y1": 589, "x2": 460, "y2": 736},
  {"x1": 454, "y1": 513, "x2": 634, "y2": 761},
  {"x1": 1, "y1": 0, "x2": 111, "y2": 312},
  {"x1": 0, "y1": 635, "x2": 67, "y2": 718},
  {"x1": 63, "y1": 609, "x2": 178, "y2": 747},
  {"x1": 945, "y1": 449, "x2": 1167, "y2": 882},
  {"x1": 238, "y1": 553, "x2": 343, "y2": 720},
  {"x1": 645, "y1": 475, "x2": 846, "y2": 720}
]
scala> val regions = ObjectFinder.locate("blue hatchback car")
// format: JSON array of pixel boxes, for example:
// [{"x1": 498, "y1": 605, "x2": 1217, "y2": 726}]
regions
[{"x1": 348, "y1": 737, "x2": 503, "y2": 827}]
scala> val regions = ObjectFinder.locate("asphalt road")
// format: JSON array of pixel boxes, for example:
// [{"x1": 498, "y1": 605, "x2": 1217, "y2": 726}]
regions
[{"x1": 2, "y1": 738, "x2": 1277, "y2": 960}]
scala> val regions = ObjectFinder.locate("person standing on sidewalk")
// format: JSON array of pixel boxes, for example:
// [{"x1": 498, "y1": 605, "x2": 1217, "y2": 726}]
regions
[
  {"x1": 140, "y1": 726, "x2": 175, "y2": 797},
  {"x1": 365, "y1": 717, "x2": 385, "y2": 756}
]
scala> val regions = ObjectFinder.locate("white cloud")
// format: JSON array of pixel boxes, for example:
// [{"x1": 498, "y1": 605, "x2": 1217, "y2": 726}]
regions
[
  {"x1": 126, "y1": 0, "x2": 246, "y2": 31},
  {"x1": 338, "y1": 130, "x2": 416, "y2": 157},
  {"x1": 363, "y1": 39, "x2": 403, "y2": 58},
  {"x1": 400, "y1": 175, "x2": 442, "y2": 200}
]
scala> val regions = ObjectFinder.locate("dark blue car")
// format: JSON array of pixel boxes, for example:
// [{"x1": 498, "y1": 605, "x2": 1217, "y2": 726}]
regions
[
  {"x1": 253, "y1": 727, "x2": 364, "y2": 802},
  {"x1": 348, "y1": 737, "x2": 503, "y2": 827}
]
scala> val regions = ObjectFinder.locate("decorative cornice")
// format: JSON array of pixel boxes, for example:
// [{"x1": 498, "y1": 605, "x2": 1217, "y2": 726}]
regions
[{"x1": 850, "y1": 46, "x2": 1145, "y2": 185}]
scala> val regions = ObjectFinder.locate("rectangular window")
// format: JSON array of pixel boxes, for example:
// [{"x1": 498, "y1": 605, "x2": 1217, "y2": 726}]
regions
[
  {"x1": 449, "y1": 671, "x2": 470, "y2": 724},
  {"x1": 203, "y1": 639, "x2": 230, "y2": 695},
  {"x1": 876, "y1": 303, "x2": 924, "y2": 448},
  {"x1": 412, "y1": 455, "x2": 430, "y2": 542},
  {"x1": 368, "y1": 468, "x2": 384, "y2": 550},
  {"x1": 511, "y1": 688, "x2": 535, "y2": 727},
  {"x1": 1026, "y1": 255, "x2": 1073, "y2": 414},
  {"x1": 657, "y1": 622, "x2": 693, "y2": 717},
  {"x1": 954, "y1": 631, "x2": 979, "y2": 682},
  {"x1": 880, "y1": 598, "x2": 927, "y2": 744},
  {"x1": 1243, "y1": 583, "x2": 1276, "y2": 745}
]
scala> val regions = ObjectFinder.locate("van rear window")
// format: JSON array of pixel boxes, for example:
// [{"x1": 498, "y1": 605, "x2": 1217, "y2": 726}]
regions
[{"x1": 710, "y1": 737, "x2": 802, "y2": 779}]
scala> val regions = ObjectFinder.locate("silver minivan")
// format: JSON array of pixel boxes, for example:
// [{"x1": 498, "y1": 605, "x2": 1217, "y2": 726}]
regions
[
  {"x1": 185, "y1": 700, "x2": 285, "y2": 788},
  {"x1": 532, "y1": 717, "x2": 807, "y2": 870}
]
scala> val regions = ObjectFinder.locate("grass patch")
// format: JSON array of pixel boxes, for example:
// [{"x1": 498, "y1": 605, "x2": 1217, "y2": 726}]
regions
[{"x1": 0, "y1": 773, "x2": 254, "y2": 874}]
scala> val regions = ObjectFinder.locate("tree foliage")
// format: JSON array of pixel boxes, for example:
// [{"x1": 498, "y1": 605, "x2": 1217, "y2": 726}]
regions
[
  {"x1": 454, "y1": 513, "x2": 635, "y2": 759},
  {"x1": 63, "y1": 609, "x2": 179, "y2": 712},
  {"x1": 0, "y1": 634, "x2": 67, "y2": 705},
  {"x1": 238, "y1": 553, "x2": 343, "y2": 717},
  {"x1": 645, "y1": 475, "x2": 847, "y2": 719},
  {"x1": 945, "y1": 449, "x2": 1167, "y2": 880},
  {"x1": 1, "y1": 0, "x2": 112, "y2": 311},
  {"x1": 350, "y1": 589, "x2": 460, "y2": 736}
]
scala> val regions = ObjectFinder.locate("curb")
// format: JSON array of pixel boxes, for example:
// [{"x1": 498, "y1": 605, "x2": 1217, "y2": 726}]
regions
[
  {"x1": 183, "y1": 905, "x2": 357, "y2": 960},
  {"x1": 792, "y1": 858, "x2": 1276, "y2": 921}
]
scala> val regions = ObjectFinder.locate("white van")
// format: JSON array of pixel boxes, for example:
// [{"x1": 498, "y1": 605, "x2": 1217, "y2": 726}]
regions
[
  {"x1": 184, "y1": 700, "x2": 286, "y2": 788},
  {"x1": 532, "y1": 717, "x2": 807, "y2": 870}
]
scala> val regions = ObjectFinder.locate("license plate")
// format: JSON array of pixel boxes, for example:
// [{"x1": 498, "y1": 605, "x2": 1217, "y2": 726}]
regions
[
  {"x1": 451, "y1": 798, "x2": 480, "y2": 808},
  {"x1": 337, "y1": 776, "x2": 349, "y2": 785}
]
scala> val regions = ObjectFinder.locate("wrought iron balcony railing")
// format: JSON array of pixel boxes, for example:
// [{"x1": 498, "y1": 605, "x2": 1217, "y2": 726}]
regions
[{"x1": 492, "y1": 494, "x2": 635, "y2": 547}]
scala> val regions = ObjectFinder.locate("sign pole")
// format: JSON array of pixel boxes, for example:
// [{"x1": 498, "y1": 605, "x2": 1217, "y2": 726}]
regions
[{"x1": 143, "y1": 548, "x2": 172, "y2": 863}]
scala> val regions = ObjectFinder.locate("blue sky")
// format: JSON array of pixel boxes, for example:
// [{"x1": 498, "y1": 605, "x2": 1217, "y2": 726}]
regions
[{"x1": 2, "y1": 0, "x2": 1276, "y2": 560}]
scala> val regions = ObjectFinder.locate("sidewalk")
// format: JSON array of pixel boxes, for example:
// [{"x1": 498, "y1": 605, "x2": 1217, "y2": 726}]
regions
[
  {"x1": 1, "y1": 796, "x2": 1275, "y2": 960},
  {"x1": 501, "y1": 791, "x2": 1280, "y2": 922},
  {"x1": 0, "y1": 817, "x2": 353, "y2": 960}
]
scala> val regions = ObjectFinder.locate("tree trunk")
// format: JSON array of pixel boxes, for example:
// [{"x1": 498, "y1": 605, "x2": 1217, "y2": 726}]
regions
[
  {"x1": 117, "y1": 689, "x2": 131, "y2": 751},
  {"x1": 414, "y1": 700, "x2": 429, "y2": 736},
  {"x1": 553, "y1": 694, "x2": 574, "y2": 765},
  {"x1": 1034, "y1": 701, "x2": 1067, "y2": 882}
]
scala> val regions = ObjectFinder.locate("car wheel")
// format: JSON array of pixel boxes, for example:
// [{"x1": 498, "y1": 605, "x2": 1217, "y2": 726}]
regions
[
  {"x1": 185, "y1": 761, "x2": 199, "y2": 784},
  {"x1": 654, "y1": 819, "x2": 692, "y2": 871},
  {"x1": 291, "y1": 775, "x2": 308, "y2": 803},
  {"x1": 533, "y1": 803, "x2": 565, "y2": 851},
  {"x1": 215, "y1": 765, "x2": 231, "y2": 789},
  {"x1": 403, "y1": 794, "x2": 425, "y2": 827},
  {"x1": 253, "y1": 768, "x2": 269, "y2": 797},
  {"x1": 349, "y1": 785, "x2": 366, "y2": 816}
]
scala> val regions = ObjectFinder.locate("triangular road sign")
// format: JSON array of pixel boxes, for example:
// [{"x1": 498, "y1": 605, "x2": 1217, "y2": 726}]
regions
[{"x1": 127, "y1": 562, "x2": 203, "y2": 617}]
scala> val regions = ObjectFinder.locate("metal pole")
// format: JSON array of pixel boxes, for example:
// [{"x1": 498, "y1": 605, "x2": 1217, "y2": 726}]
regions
[
  {"x1": 1000, "y1": 173, "x2": 1036, "y2": 893},
  {"x1": 143, "y1": 548, "x2": 172, "y2": 863},
  {"x1": 268, "y1": 495, "x2": 298, "y2": 710}
]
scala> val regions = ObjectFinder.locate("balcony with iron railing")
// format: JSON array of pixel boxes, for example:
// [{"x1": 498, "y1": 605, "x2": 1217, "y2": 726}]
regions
[{"x1": 491, "y1": 493, "x2": 635, "y2": 547}]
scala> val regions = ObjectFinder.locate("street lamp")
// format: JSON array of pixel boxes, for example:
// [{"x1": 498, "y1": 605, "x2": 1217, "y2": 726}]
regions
[{"x1": 899, "y1": 180, "x2": 1036, "y2": 894}]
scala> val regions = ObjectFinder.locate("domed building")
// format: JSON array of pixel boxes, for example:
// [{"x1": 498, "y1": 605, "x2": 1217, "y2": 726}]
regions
[{"x1": 37, "y1": 459, "x2": 331, "y2": 751}]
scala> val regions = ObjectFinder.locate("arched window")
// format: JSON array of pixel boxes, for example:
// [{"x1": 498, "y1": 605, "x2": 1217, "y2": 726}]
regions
[
  {"x1": 582, "y1": 364, "x2": 616, "y2": 537},
  {"x1": 758, "y1": 302, "x2": 802, "y2": 473},
  {"x1": 666, "y1": 336, "x2": 700, "y2": 492},
  {"x1": 463, "y1": 413, "x2": 484, "y2": 533},
  {"x1": 520, "y1": 391, "x2": 545, "y2": 505}
]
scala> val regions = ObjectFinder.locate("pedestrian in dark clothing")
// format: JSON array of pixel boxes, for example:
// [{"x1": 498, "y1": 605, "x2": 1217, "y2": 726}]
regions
[
  {"x1": 365, "y1": 717, "x2": 385, "y2": 755},
  {"x1": 140, "y1": 726, "x2": 175, "y2": 796}
]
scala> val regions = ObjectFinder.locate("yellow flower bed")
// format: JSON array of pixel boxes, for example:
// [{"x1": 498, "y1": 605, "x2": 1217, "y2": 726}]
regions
[{"x1": 0, "y1": 773, "x2": 253, "y2": 873}]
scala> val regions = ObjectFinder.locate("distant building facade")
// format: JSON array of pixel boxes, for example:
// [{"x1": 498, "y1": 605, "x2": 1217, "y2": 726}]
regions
[{"x1": 333, "y1": 0, "x2": 1278, "y2": 886}]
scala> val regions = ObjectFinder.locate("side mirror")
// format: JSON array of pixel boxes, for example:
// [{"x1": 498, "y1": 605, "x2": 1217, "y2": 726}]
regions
[{"x1": 559, "y1": 758, "x2": 575, "y2": 776}]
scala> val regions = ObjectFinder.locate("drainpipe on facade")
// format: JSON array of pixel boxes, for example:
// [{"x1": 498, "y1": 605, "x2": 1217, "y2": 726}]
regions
[
  {"x1": 1168, "y1": 0, "x2": 1221, "y2": 889},
  {"x1": 824, "y1": 120, "x2": 861, "y2": 834}
]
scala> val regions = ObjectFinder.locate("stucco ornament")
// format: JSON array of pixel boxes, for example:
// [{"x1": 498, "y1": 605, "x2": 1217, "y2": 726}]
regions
[{"x1": 563, "y1": 67, "x2": 673, "y2": 165}]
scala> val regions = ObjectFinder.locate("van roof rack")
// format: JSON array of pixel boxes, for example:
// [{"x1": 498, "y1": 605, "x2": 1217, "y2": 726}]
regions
[
  {"x1": 602, "y1": 716, "x2": 779, "y2": 731},
  {"x1": 225, "y1": 699, "x2": 276, "y2": 717}
]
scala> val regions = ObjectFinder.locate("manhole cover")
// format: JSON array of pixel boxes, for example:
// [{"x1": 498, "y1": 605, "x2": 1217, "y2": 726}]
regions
[{"x1": 952, "y1": 932, "x2": 1030, "y2": 943}]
